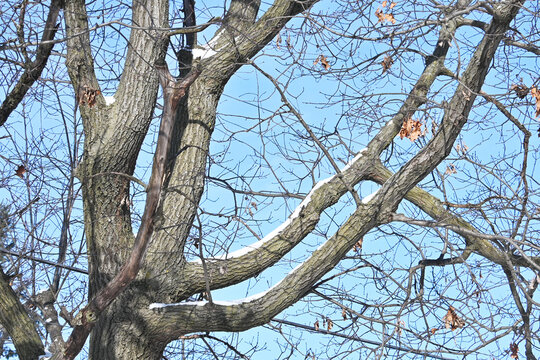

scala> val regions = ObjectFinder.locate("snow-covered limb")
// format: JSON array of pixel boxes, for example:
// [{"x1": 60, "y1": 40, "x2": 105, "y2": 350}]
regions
[
  {"x1": 195, "y1": 147, "x2": 369, "y2": 262},
  {"x1": 341, "y1": 148, "x2": 367, "y2": 172},
  {"x1": 192, "y1": 46, "x2": 217, "y2": 59},
  {"x1": 39, "y1": 351, "x2": 53, "y2": 360},
  {"x1": 191, "y1": 31, "x2": 224, "y2": 60},
  {"x1": 150, "y1": 258, "x2": 313, "y2": 310}
]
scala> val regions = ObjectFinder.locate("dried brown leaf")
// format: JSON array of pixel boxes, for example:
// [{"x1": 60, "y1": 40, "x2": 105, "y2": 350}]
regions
[
  {"x1": 510, "y1": 83, "x2": 529, "y2": 99},
  {"x1": 79, "y1": 87, "x2": 101, "y2": 108},
  {"x1": 353, "y1": 238, "x2": 363, "y2": 252},
  {"x1": 396, "y1": 319, "x2": 405, "y2": 335},
  {"x1": 375, "y1": 8, "x2": 396, "y2": 24},
  {"x1": 15, "y1": 165, "x2": 26, "y2": 178},
  {"x1": 327, "y1": 318, "x2": 333, "y2": 331},
  {"x1": 399, "y1": 117, "x2": 425, "y2": 141},
  {"x1": 445, "y1": 163, "x2": 457, "y2": 176},
  {"x1": 443, "y1": 306, "x2": 464, "y2": 330},
  {"x1": 510, "y1": 342, "x2": 519, "y2": 359},
  {"x1": 314, "y1": 320, "x2": 319, "y2": 331},
  {"x1": 381, "y1": 55, "x2": 394, "y2": 73},
  {"x1": 320, "y1": 55, "x2": 331, "y2": 70}
]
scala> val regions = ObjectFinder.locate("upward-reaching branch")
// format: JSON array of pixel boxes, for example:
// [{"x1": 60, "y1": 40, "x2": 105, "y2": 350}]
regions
[{"x1": 145, "y1": 0, "x2": 322, "y2": 301}]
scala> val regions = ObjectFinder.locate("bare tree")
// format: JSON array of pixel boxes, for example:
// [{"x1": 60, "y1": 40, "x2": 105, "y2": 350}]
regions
[{"x1": 0, "y1": 0, "x2": 539, "y2": 359}]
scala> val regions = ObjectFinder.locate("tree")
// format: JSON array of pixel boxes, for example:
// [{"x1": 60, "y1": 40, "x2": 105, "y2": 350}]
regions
[{"x1": 0, "y1": 0, "x2": 539, "y2": 359}]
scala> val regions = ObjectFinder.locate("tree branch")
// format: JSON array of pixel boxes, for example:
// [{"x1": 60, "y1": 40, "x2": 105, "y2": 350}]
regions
[
  {"x1": 169, "y1": 1, "x2": 466, "y2": 298},
  {"x1": 146, "y1": 202, "x2": 379, "y2": 340},
  {"x1": 146, "y1": 0, "x2": 324, "y2": 301},
  {"x1": 367, "y1": 160, "x2": 540, "y2": 270},
  {"x1": 372, "y1": 0, "x2": 526, "y2": 216},
  {"x1": 0, "y1": 265, "x2": 44, "y2": 359},
  {"x1": 0, "y1": 0, "x2": 64, "y2": 127}
]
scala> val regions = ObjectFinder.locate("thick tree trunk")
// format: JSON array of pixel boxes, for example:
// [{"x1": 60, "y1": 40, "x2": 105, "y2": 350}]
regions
[{"x1": 89, "y1": 293, "x2": 166, "y2": 360}]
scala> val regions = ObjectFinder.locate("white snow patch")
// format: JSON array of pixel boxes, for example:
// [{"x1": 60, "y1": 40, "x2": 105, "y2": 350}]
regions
[
  {"x1": 45, "y1": 318, "x2": 53, "y2": 323},
  {"x1": 39, "y1": 352, "x2": 52, "y2": 360},
  {"x1": 193, "y1": 217, "x2": 290, "y2": 262},
  {"x1": 36, "y1": 288, "x2": 50, "y2": 295},
  {"x1": 191, "y1": 32, "x2": 224, "y2": 60},
  {"x1": 341, "y1": 148, "x2": 367, "y2": 172},
  {"x1": 192, "y1": 46, "x2": 217, "y2": 59},
  {"x1": 104, "y1": 95, "x2": 115, "y2": 105},
  {"x1": 362, "y1": 189, "x2": 380, "y2": 204},
  {"x1": 290, "y1": 175, "x2": 334, "y2": 219}
]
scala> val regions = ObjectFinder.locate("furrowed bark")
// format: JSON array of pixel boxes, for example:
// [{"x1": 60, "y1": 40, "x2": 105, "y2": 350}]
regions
[
  {"x1": 160, "y1": 0, "x2": 466, "y2": 299},
  {"x1": 145, "y1": 0, "x2": 322, "y2": 303}
]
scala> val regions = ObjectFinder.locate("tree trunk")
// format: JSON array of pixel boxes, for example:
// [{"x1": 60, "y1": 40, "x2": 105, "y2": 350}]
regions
[{"x1": 89, "y1": 294, "x2": 166, "y2": 360}]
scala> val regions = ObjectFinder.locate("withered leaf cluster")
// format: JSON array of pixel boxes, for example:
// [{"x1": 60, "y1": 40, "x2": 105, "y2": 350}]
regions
[
  {"x1": 78, "y1": 88, "x2": 101, "y2": 108},
  {"x1": 443, "y1": 306, "x2": 464, "y2": 331},
  {"x1": 399, "y1": 117, "x2": 426, "y2": 141}
]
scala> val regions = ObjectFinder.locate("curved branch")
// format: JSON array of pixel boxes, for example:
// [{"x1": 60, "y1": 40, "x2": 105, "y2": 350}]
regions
[
  {"x1": 367, "y1": 160, "x2": 540, "y2": 269},
  {"x1": 146, "y1": 202, "x2": 378, "y2": 340},
  {"x1": 147, "y1": 0, "x2": 323, "y2": 299},
  {"x1": 503, "y1": 38, "x2": 540, "y2": 55},
  {"x1": 171, "y1": 2, "x2": 467, "y2": 297},
  {"x1": 177, "y1": 148, "x2": 373, "y2": 298},
  {"x1": 372, "y1": 0, "x2": 526, "y2": 216},
  {"x1": 64, "y1": 0, "x2": 100, "y2": 98},
  {"x1": 115, "y1": 0, "x2": 169, "y2": 110}
]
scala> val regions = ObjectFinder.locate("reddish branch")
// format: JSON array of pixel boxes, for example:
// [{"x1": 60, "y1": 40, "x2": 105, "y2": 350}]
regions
[
  {"x1": 59, "y1": 64, "x2": 201, "y2": 360},
  {"x1": 0, "y1": 0, "x2": 64, "y2": 127}
]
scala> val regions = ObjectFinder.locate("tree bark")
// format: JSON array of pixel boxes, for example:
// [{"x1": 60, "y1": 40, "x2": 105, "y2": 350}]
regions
[{"x1": 0, "y1": 266, "x2": 44, "y2": 360}]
